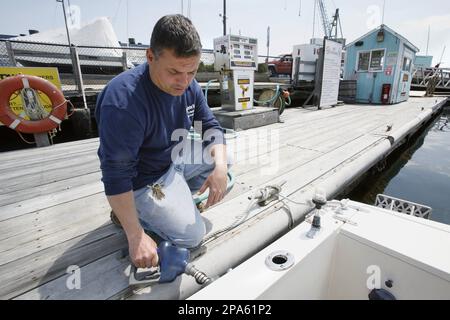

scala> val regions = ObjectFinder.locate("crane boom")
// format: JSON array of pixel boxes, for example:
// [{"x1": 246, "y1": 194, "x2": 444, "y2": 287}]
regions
[
  {"x1": 317, "y1": 0, "x2": 332, "y2": 38},
  {"x1": 315, "y1": 0, "x2": 343, "y2": 41}
]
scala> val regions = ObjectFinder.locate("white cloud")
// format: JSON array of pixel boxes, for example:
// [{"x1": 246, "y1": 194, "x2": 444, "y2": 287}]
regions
[
  {"x1": 401, "y1": 14, "x2": 450, "y2": 31},
  {"x1": 396, "y1": 15, "x2": 450, "y2": 65}
]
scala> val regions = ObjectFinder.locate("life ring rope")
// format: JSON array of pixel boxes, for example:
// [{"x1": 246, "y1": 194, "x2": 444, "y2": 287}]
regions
[{"x1": 0, "y1": 74, "x2": 68, "y2": 134}]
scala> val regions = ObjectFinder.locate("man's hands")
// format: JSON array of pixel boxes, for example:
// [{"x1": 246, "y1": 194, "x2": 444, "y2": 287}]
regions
[
  {"x1": 198, "y1": 166, "x2": 228, "y2": 209},
  {"x1": 128, "y1": 229, "x2": 159, "y2": 268},
  {"x1": 107, "y1": 191, "x2": 159, "y2": 269},
  {"x1": 197, "y1": 143, "x2": 228, "y2": 209}
]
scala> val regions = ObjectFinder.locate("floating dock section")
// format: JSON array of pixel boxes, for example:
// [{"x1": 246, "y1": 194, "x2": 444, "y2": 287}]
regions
[{"x1": 0, "y1": 96, "x2": 447, "y2": 299}]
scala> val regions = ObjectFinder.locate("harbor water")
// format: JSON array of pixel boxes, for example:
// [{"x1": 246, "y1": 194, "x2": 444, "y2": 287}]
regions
[{"x1": 343, "y1": 106, "x2": 450, "y2": 225}]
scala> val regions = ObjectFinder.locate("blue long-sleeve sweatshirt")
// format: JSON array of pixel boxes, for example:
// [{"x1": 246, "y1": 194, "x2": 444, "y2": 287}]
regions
[{"x1": 95, "y1": 62, "x2": 225, "y2": 196}]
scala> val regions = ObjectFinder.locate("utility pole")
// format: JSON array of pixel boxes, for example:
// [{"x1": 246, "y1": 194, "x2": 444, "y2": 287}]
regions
[
  {"x1": 126, "y1": 0, "x2": 129, "y2": 43},
  {"x1": 223, "y1": 0, "x2": 227, "y2": 36},
  {"x1": 187, "y1": 0, "x2": 191, "y2": 18},
  {"x1": 266, "y1": 26, "x2": 270, "y2": 63},
  {"x1": 439, "y1": 45, "x2": 446, "y2": 65},
  {"x1": 312, "y1": 0, "x2": 316, "y2": 39},
  {"x1": 56, "y1": 0, "x2": 72, "y2": 46}
]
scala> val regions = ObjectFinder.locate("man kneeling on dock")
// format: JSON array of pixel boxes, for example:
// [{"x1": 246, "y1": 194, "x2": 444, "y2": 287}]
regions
[{"x1": 95, "y1": 15, "x2": 229, "y2": 269}]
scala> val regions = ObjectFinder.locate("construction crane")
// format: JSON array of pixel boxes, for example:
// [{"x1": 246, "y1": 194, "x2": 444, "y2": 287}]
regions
[{"x1": 316, "y1": 0, "x2": 344, "y2": 42}]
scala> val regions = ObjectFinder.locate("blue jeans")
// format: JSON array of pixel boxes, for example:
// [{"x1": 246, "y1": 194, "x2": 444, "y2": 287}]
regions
[{"x1": 133, "y1": 140, "x2": 229, "y2": 248}]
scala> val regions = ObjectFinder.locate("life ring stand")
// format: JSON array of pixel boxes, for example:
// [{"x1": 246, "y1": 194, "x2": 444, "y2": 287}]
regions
[{"x1": 0, "y1": 74, "x2": 67, "y2": 134}]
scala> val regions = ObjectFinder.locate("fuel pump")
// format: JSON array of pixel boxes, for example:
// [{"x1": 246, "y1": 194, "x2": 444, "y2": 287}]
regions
[{"x1": 213, "y1": 34, "x2": 258, "y2": 111}]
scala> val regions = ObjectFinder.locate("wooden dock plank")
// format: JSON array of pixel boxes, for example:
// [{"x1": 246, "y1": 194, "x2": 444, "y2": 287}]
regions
[
  {"x1": 0, "y1": 201, "x2": 111, "y2": 265},
  {"x1": 0, "y1": 138, "x2": 99, "y2": 162},
  {"x1": 0, "y1": 225, "x2": 126, "y2": 300},
  {"x1": 0, "y1": 172, "x2": 102, "y2": 207},
  {"x1": 0, "y1": 153, "x2": 100, "y2": 184},
  {"x1": 0, "y1": 162, "x2": 100, "y2": 195},
  {"x1": 0, "y1": 191, "x2": 107, "y2": 240},
  {"x1": 0, "y1": 182, "x2": 103, "y2": 221},
  {"x1": 0, "y1": 145, "x2": 99, "y2": 173},
  {"x1": 16, "y1": 250, "x2": 130, "y2": 300}
]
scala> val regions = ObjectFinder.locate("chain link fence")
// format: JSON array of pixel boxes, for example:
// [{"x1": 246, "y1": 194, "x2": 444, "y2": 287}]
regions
[
  {"x1": 0, "y1": 39, "x2": 277, "y2": 99},
  {"x1": 1, "y1": 39, "x2": 148, "y2": 94},
  {"x1": 1, "y1": 40, "x2": 218, "y2": 90}
]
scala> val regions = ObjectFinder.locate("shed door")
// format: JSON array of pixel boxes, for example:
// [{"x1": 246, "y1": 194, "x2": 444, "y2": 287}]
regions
[{"x1": 396, "y1": 47, "x2": 414, "y2": 103}]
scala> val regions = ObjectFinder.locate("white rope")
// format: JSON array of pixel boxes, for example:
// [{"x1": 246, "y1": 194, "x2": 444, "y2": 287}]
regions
[
  {"x1": 49, "y1": 115, "x2": 62, "y2": 124},
  {"x1": 8, "y1": 119, "x2": 21, "y2": 130},
  {"x1": 21, "y1": 77, "x2": 30, "y2": 89}
]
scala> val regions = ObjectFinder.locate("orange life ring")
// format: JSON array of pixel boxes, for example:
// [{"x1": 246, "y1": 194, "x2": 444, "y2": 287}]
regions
[{"x1": 0, "y1": 74, "x2": 67, "y2": 134}]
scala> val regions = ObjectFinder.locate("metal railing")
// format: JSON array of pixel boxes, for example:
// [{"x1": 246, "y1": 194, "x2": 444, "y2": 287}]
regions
[
  {"x1": 412, "y1": 66, "x2": 450, "y2": 91},
  {"x1": 375, "y1": 194, "x2": 432, "y2": 219}
]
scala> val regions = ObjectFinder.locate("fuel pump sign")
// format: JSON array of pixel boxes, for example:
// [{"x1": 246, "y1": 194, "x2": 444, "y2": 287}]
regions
[{"x1": 214, "y1": 35, "x2": 258, "y2": 111}]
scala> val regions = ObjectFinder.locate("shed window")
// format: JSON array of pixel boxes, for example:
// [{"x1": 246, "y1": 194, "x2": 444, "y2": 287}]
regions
[
  {"x1": 357, "y1": 52, "x2": 370, "y2": 71},
  {"x1": 357, "y1": 49, "x2": 385, "y2": 72},
  {"x1": 402, "y1": 57, "x2": 412, "y2": 72},
  {"x1": 370, "y1": 49, "x2": 385, "y2": 71}
]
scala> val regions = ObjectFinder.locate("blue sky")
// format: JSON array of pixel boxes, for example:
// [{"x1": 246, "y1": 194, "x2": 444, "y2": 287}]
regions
[{"x1": 1, "y1": 0, "x2": 449, "y2": 65}]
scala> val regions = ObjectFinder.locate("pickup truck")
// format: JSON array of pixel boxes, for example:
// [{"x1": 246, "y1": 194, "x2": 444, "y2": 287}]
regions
[{"x1": 267, "y1": 54, "x2": 292, "y2": 77}]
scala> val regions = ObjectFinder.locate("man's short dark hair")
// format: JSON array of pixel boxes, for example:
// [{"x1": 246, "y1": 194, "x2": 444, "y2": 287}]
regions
[{"x1": 150, "y1": 14, "x2": 202, "y2": 58}]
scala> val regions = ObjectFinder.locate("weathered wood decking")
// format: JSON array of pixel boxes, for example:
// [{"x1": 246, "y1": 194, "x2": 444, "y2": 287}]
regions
[{"x1": 0, "y1": 96, "x2": 447, "y2": 299}]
